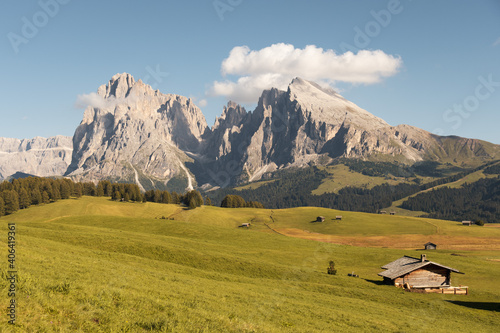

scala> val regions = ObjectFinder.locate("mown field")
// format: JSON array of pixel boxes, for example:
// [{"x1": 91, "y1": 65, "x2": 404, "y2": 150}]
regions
[{"x1": 1, "y1": 196, "x2": 499, "y2": 332}]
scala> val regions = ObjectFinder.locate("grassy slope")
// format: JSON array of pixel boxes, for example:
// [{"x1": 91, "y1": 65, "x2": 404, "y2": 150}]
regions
[
  {"x1": 234, "y1": 180, "x2": 277, "y2": 191},
  {"x1": 385, "y1": 170, "x2": 499, "y2": 216},
  {"x1": 0, "y1": 197, "x2": 498, "y2": 332},
  {"x1": 311, "y1": 165, "x2": 411, "y2": 195}
]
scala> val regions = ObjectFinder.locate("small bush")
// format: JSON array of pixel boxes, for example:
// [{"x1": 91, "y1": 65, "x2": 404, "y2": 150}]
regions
[{"x1": 327, "y1": 260, "x2": 337, "y2": 275}]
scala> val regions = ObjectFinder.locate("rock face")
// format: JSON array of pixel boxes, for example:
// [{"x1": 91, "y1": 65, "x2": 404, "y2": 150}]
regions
[
  {"x1": 65, "y1": 73, "x2": 208, "y2": 191},
  {"x1": 65, "y1": 74, "x2": 500, "y2": 189},
  {"x1": 0, "y1": 136, "x2": 72, "y2": 180},
  {"x1": 4, "y1": 74, "x2": 496, "y2": 188},
  {"x1": 200, "y1": 78, "x2": 500, "y2": 186}
]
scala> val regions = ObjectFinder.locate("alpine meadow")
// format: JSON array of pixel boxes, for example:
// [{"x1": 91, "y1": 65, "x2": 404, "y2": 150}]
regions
[{"x1": 1, "y1": 196, "x2": 499, "y2": 332}]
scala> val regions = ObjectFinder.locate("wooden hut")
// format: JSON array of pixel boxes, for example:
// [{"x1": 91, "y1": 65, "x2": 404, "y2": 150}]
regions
[
  {"x1": 378, "y1": 255, "x2": 466, "y2": 293},
  {"x1": 424, "y1": 242, "x2": 437, "y2": 250},
  {"x1": 316, "y1": 216, "x2": 325, "y2": 222},
  {"x1": 335, "y1": 216, "x2": 342, "y2": 220},
  {"x1": 462, "y1": 221, "x2": 472, "y2": 226}
]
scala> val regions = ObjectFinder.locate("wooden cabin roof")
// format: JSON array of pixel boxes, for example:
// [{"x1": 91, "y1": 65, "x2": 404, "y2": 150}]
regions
[{"x1": 378, "y1": 256, "x2": 461, "y2": 280}]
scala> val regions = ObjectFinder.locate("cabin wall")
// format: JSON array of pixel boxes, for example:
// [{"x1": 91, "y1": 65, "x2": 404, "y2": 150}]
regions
[{"x1": 394, "y1": 266, "x2": 450, "y2": 287}]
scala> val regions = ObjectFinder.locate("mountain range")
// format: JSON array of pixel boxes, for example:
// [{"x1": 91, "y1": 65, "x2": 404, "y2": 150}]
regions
[{"x1": 1, "y1": 73, "x2": 499, "y2": 191}]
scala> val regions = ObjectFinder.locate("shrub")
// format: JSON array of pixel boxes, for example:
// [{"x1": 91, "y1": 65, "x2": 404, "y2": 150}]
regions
[{"x1": 327, "y1": 260, "x2": 337, "y2": 275}]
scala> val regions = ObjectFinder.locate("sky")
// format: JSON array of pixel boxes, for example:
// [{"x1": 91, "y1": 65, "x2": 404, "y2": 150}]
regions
[{"x1": 1, "y1": 0, "x2": 499, "y2": 144}]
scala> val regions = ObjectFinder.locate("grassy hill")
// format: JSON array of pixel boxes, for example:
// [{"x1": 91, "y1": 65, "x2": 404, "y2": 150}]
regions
[
  {"x1": 384, "y1": 168, "x2": 500, "y2": 217},
  {"x1": 1, "y1": 197, "x2": 499, "y2": 332},
  {"x1": 311, "y1": 164, "x2": 415, "y2": 195}
]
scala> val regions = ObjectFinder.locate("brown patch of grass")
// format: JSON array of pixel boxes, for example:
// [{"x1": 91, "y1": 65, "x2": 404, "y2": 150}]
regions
[{"x1": 275, "y1": 228, "x2": 500, "y2": 251}]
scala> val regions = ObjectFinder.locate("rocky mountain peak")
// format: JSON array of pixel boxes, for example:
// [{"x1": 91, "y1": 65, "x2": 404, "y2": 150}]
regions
[
  {"x1": 287, "y1": 77, "x2": 389, "y2": 129},
  {"x1": 58, "y1": 75, "x2": 500, "y2": 189},
  {"x1": 213, "y1": 101, "x2": 248, "y2": 131},
  {"x1": 66, "y1": 73, "x2": 209, "y2": 190},
  {"x1": 97, "y1": 72, "x2": 136, "y2": 99}
]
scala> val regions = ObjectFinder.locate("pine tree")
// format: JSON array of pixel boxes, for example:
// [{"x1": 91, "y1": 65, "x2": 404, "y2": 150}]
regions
[
  {"x1": 99, "y1": 180, "x2": 112, "y2": 196},
  {"x1": 83, "y1": 182, "x2": 96, "y2": 196},
  {"x1": 205, "y1": 196, "x2": 212, "y2": 206},
  {"x1": 3, "y1": 190, "x2": 19, "y2": 214},
  {"x1": 221, "y1": 195, "x2": 234, "y2": 208},
  {"x1": 19, "y1": 188, "x2": 31, "y2": 209},
  {"x1": 42, "y1": 191, "x2": 50, "y2": 204},
  {"x1": 73, "y1": 183, "x2": 83, "y2": 198},
  {"x1": 171, "y1": 192, "x2": 180, "y2": 204},
  {"x1": 60, "y1": 181, "x2": 71, "y2": 199},
  {"x1": 154, "y1": 190, "x2": 162, "y2": 203},
  {"x1": 161, "y1": 191, "x2": 172, "y2": 204},
  {"x1": 0, "y1": 196, "x2": 5, "y2": 216},
  {"x1": 112, "y1": 191, "x2": 122, "y2": 201},
  {"x1": 188, "y1": 197, "x2": 197, "y2": 209},
  {"x1": 31, "y1": 188, "x2": 42, "y2": 205},
  {"x1": 96, "y1": 182, "x2": 105, "y2": 197},
  {"x1": 52, "y1": 183, "x2": 61, "y2": 201}
]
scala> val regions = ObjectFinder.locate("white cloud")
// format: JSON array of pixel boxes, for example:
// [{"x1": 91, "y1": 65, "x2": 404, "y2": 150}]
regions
[
  {"x1": 493, "y1": 37, "x2": 500, "y2": 47},
  {"x1": 74, "y1": 92, "x2": 139, "y2": 109},
  {"x1": 209, "y1": 43, "x2": 402, "y2": 103},
  {"x1": 198, "y1": 99, "x2": 208, "y2": 108},
  {"x1": 74, "y1": 92, "x2": 107, "y2": 109}
]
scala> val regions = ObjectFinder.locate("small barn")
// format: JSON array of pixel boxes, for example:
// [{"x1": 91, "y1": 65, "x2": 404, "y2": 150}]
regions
[
  {"x1": 316, "y1": 216, "x2": 325, "y2": 222},
  {"x1": 424, "y1": 242, "x2": 437, "y2": 250},
  {"x1": 335, "y1": 216, "x2": 342, "y2": 220},
  {"x1": 239, "y1": 223, "x2": 250, "y2": 228},
  {"x1": 378, "y1": 255, "x2": 466, "y2": 294},
  {"x1": 462, "y1": 220, "x2": 472, "y2": 226}
]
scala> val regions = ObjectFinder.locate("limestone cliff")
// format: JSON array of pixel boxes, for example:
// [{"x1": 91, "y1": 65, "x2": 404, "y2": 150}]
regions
[
  {"x1": 0, "y1": 136, "x2": 72, "y2": 179},
  {"x1": 65, "y1": 73, "x2": 208, "y2": 191}
]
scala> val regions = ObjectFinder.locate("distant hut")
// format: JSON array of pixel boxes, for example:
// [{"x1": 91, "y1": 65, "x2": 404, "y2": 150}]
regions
[
  {"x1": 239, "y1": 223, "x2": 250, "y2": 228},
  {"x1": 424, "y1": 242, "x2": 437, "y2": 250},
  {"x1": 379, "y1": 211, "x2": 387, "y2": 214},
  {"x1": 462, "y1": 221, "x2": 472, "y2": 226},
  {"x1": 335, "y1": 216, "x2": 342, "y2": 220},
  {"x1": 390, "y1": 212, "x2": 396, "y2": 215},
  {"x1": 316, "y1": 216, "x2": 325, "y2": 222}
]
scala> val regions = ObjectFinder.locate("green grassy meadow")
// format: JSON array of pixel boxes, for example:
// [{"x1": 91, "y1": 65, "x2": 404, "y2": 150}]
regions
[
  {"x1": 1, "y1": 197, "x2": 499, "y2": 332},
  {"x1": 311, "y1": 165, "x2": 415, "y2": 195}
]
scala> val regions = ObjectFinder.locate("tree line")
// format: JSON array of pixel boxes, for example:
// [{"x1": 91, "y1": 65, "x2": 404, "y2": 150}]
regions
[
  {"x1": 220, "y1": 194, "x2": 264, "y2": 208},
  {"x1": 208, "y1": 161, "x2": 500, "y2": 214},
  {"x1": 0, "y1": 177, "x2": 85, "y2": 217},
  {"x1": 209, "y1": 166, "x2": 420, "y2": 213},
  {"x1": 401, "y1": 176, "x2": 500, "y2": 223},
  {"x1": 0, "y1": 177, "x2": 209, "y2": 218}
]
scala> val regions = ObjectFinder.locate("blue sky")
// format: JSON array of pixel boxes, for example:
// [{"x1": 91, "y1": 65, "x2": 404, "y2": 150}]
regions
[{"x1": 1, "y1": 0, "x2": 499, "y2": 144}]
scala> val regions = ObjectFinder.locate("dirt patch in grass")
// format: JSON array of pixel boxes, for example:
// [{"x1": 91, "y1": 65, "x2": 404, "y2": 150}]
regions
[{"x1": 276, "y1": 228, "x2": 500, "y2": 251}]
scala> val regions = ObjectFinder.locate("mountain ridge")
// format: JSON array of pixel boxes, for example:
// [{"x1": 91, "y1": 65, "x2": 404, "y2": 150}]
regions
[
  {"x1": 0, "y1": 135, "x2": 72, "y2": 180},
  {"x1": 1, "y1": 73, "x2": 499, "y2": 190}
]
